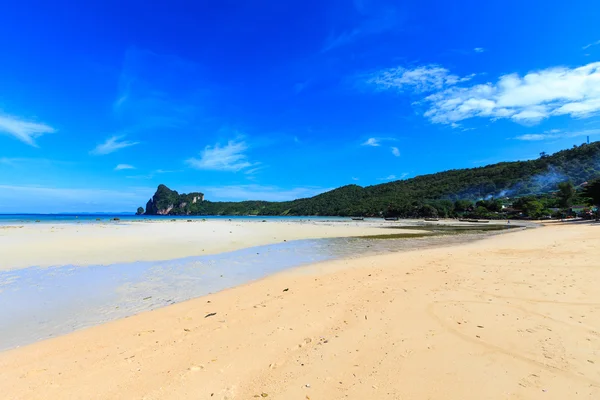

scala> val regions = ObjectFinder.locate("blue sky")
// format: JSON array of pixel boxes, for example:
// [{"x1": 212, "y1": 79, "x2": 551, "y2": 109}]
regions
[{"x1": 1, "y1": 0, "x2": 600, "y2": 212}]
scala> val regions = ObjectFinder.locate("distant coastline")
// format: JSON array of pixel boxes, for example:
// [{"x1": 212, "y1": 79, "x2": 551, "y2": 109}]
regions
[{"x1": 0, "y1": 214, "x2": 354, "y2": 225}]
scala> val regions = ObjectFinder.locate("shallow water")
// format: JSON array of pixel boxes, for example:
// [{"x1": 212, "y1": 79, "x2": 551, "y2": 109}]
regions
[
  {"x1": 0, "y1": 214, "x2": 354, "y2": 224},
  {"x1": 0, "y1": 227, "x2": 519, "y2": 351}
]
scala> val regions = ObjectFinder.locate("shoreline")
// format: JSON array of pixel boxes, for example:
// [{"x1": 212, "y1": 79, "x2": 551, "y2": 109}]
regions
[
  {"x1": 0, "y1": 227, "x2": 516, "y2": 351},
  {"x1": 0, "y1": 218, "x2": 521, "y2": 271},
  {"x1": 0, "y1": 219, "x2": 428, "y2": 271},
  {"x1": 2, "y1": 223, "x2": 597, "y2": 398}
]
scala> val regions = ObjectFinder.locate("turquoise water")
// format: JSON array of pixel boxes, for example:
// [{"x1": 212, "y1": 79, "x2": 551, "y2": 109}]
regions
[{"x1": 0, "y1": 214, "x2": 353, "y2": 224}]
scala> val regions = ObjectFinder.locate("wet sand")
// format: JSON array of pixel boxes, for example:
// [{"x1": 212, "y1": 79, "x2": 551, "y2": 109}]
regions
[
  {"x1": 0, "y1": 230, "x2": 508, "y2": 351},
  {"x1": 0, "y1": 219, "x2": 420, "y2": 270},
  {"x1": 0, "y1": 223, "x2": 598, "y2": 399}
]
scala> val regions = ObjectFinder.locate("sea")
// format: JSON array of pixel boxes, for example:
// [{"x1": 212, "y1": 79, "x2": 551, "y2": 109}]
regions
[{"x1": 0, "y1": 214, "x2": 351, "y2": 224}]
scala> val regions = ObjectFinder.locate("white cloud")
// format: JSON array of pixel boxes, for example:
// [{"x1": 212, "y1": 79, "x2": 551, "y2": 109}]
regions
[
  {"x1": 423, "y1": 62, "x2": 600, "y2": 125},
  {"x1": 186, "y1": 140, "x2": 257, "y2": 172},
  {"x1": 244, "y1": 166, "x2": 266, "y2": 175},
  {"x1": 352, "y1": 177, "x2": 360, "y2": 181},
  {"x1": 362, "y1": 137, "x2": 381, "y2": 146},
  {"x1": 514, "y1": 134, "x2": 547, "y2": 141},
  {"x1": 474, "y1": 47, "x2": 485, "y2": 53},
  {"x1": 91, "y1": 135, "x2": 139, "y2": 155},
  {"x1": 583, "y1": 40, "x2": 600, "y2": 50},
  {"x1": 514, "y1": 129, "x2": 600, "y2": 141},
  {"x1": 378, "y1": 172, "x2": 409, "y2": 180},
  {"x1": 366, "y1": 65, "x2": 473, "y2": 93},
  {"x1": 115, "y1": 164, "x2": 135, "y2": 170},
  {"x1": 195, "y1": 185, "x2": 331, "y2": 202},
  {"x1": 366, "y1": 61, "x2": 600, "y2": 126},
  {"x1": 0, "y1": 114, "x2": 55, "y2": 146},
  {"x1": 391, "y1": 146, "x2": 400, "y2": 157}
]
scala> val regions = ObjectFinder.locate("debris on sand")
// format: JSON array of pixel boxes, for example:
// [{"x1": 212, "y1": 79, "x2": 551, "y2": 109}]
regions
[{"x1": 205, "y1": 312, "x2": 217, "y2": 318}]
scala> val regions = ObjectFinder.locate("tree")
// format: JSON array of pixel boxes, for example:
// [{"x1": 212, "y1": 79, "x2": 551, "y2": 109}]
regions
[
  {"x1": 136, "y1": 207, "x2": 145, "y2": 215},
  {"x1": 521, "y1": 200, "x2": 545, "y2": 219},
  {"x1": 134, "y1": 142, "x2": 600, "y2": 217},
  {"x1": 582, "y1": 178, "x2": 600, "y2": 206},
  {"x1": 557, "y1": 181, "x2": 575, "y2": 208},
  {"x1": 454, "y1": 200, "x2": 473, "y2": 213},
  {"x1": 472, "y1": 206, "x2": 492, "y2": 218},
  {"x1": 476, "y1": 199, "x2": 503, "y2": 212},
  {"x1": 419, "y1": 204, "x2": 438, "y2": 218}
]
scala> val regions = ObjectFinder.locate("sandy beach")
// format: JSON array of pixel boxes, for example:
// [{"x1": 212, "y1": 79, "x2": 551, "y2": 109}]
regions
[
  {"x1": 0, "y1": 219, "x2": 411, "y2": 270},
  {"x1": 0, "y1": 222, "x2": 598, "y2": 399}
]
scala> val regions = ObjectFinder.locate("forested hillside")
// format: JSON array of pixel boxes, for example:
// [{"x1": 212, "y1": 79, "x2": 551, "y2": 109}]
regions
[{"x1": 141, "y1": 142, "x2": 600, "y2": 218}]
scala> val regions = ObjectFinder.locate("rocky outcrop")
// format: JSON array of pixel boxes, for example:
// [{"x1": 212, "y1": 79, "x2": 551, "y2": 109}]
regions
[{"x1": 142, "y1": 185, "x2": 204, "y2": 215}]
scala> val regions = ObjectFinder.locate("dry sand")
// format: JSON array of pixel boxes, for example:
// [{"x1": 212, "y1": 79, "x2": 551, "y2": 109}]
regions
[
  {"x1": 1, "y1": 223, "x2": 599, "y2": 399},
  {"x1": 0, "y1": 219, "x2": 407, "y2": 270}
]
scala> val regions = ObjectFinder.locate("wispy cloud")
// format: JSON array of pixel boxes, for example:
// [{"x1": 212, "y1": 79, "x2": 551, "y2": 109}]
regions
[
  {"x1": 294, "y1": 80, "x2": 310, "y2": 94},
  {"x1": 362, "y1": 136, "x2": 400, "y2": 147},
  {"x1": 366, "y1": 61, "x2": 600, "y2": 126},
  {"x1": 474, "y1": 47, "x2": 485, "y2": 53},
  {"x1": 322, "y1": 2, "x2": 401, "y2": 52},
  {"x1": 112, "y1": 47, "x2": 203, "y2": 136},
  {"x1": 362, "y1": 137, "x2": 400, "y2": 157},
  {"x1": 0, "y1": 113, "x2": 55, "y2": 146},
  {"x1": 91, "y1": 135, "x2": 140, "y2": 155},
  {"x1": 352, "y1": 177, "x2": 360, "y2": 181},
  {"x1": 125, "y1": 169, "x2": 178, "y2": 180},
  {"x1": 583, "y1": 40, "x2": 600, "y2": 50},
  {"x1": 244, "y1": 166, "x2": 266, "y2": 175},
  {"x1": 362, "y1": 137, "x2": 381, "y2": 146},
  {"x1": 0, "y1": 157, "x2": 16, "y2": 166},
  {"x1": 115, "y1": 164, "x2": 135, "y2": 171},
  {"x1": 365, "y1": 65, "x2": 473, "y2": 93},
  {"x1": 323, "y1": 29, "x2": 363, "y2": 52},
  {"x1": 378, "y1": 172, "x2": 408, "y2": 181},
  {"x1": 514, "y1": 129, "x2": 600, "y2": 141},
  {"x1": 186, "y1": 140, "x2": 257, "y2": 172}
]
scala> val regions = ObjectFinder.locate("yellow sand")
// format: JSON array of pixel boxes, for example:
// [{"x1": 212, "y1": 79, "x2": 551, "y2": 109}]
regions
[
  {"x1": 0, "y1": 219, "x2": 408, "y2": 270},
  {"x1": 0, "y1": 223, "x2": 599, "y2": 399}
]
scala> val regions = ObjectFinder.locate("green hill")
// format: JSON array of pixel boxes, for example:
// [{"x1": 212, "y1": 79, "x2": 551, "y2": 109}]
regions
[{"x1": 141, "y1": 141, "x2": 600, "y2": 218}]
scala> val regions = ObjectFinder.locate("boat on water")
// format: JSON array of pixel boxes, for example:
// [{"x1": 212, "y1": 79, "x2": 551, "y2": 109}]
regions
[
  {"x1": 384, "y1": 217, "x2": 399, "y2": 221},
  {"x1": 459, "y1": 219, "x2": 490, "y2": 223},
  {"x1": 351, "y1": 217, "x2": 365, "y2": 221}
]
